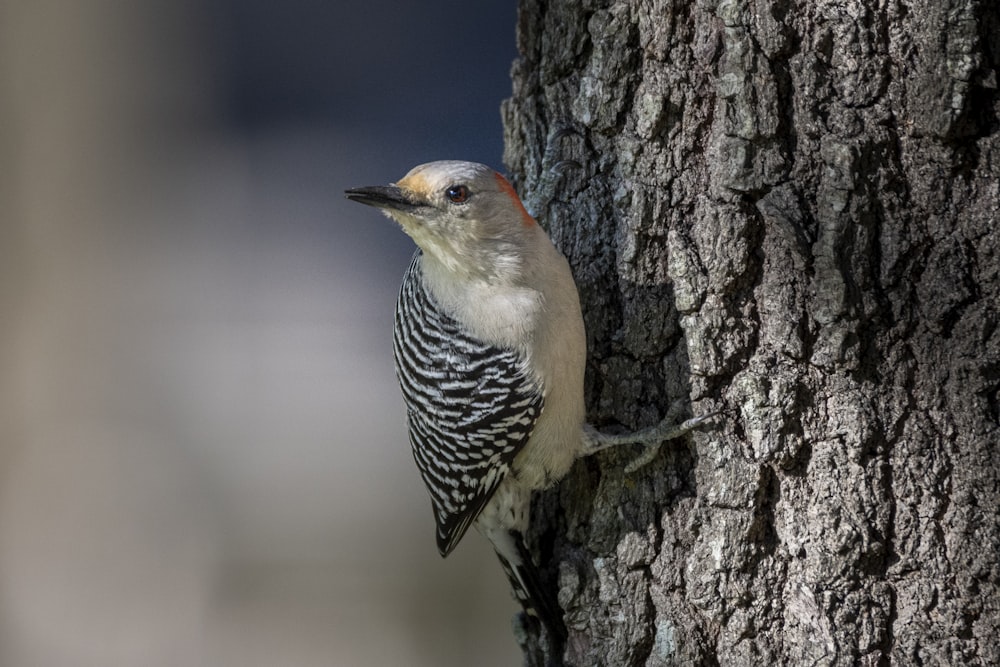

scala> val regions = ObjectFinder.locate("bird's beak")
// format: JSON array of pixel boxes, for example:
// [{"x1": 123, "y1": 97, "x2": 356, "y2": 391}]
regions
[{"x1": 344, "y1": 185, "x2": 421, "y2": 213}]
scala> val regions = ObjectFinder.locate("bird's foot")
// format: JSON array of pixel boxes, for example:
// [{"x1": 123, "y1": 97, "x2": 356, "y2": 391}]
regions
[{"x1": 582, "y1": 401, "x2": 721, "y2": 472}]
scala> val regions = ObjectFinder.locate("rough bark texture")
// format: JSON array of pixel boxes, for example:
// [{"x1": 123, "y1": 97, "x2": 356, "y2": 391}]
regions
[{"x1": 501, "y1": 0, "x2": 1000, "y2": 665}]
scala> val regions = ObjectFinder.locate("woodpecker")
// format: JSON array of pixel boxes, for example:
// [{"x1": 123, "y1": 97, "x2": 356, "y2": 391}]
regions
[{"x1": 345, "y1": 161, "x2": 712, "y2": 642}]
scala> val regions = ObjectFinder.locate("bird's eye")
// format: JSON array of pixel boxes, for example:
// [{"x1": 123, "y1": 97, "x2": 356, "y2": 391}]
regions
[{"x1": 445, "y1": 184, "x2": 470, "y2": 204}]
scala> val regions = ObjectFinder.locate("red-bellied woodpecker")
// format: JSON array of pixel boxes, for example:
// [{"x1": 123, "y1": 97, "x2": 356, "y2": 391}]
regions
[{"x1": 345, "y1": 160, "x2": 713, "y2": 642}]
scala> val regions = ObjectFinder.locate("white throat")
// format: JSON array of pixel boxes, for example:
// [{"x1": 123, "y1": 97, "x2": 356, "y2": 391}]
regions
[{"x1": 417, "y1": 252, "x2": 543, "y2": 351}]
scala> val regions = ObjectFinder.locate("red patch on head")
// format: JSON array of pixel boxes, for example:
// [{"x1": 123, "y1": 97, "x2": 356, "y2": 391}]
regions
[{"x1": 494, "y1": 172, "x2": 535, "y2": 227}]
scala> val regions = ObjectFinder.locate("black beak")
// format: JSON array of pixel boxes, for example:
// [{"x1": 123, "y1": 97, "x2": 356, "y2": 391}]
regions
[{"x1": 344, "y1": 185, "x2": 421, "y2": 213}]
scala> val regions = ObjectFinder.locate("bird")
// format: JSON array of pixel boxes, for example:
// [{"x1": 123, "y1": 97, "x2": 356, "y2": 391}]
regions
[{"x1": 345, "y1": 160, "x2": 713, "y2": 644}]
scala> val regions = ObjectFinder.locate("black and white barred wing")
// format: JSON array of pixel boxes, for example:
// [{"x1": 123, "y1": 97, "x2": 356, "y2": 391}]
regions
[{"x1": 393, "y1": 254, "x2": 543, "y2": 557}]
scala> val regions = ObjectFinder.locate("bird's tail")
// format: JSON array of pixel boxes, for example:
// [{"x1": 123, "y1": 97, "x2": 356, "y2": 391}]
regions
[{"x1": 494, "y1": 530, "x2": 567, "y2": 645}]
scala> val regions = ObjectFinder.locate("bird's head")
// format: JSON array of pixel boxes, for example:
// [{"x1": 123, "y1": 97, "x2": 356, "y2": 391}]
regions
[{"x1": 346, "y1": 161, "x2": 539, "y2": 282}]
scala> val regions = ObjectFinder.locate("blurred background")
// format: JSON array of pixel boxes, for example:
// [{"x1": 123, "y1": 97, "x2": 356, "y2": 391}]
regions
[{"x1": 0, "y1": 1, "x2": 523, "y2": 665}]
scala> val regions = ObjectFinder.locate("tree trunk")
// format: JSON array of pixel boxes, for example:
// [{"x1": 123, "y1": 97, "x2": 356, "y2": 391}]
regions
[{"x1": 501, "y1": 0, "x2": 1000, "y2": 665}]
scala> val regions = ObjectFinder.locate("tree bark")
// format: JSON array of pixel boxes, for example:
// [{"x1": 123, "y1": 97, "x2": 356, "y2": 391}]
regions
[{"x1": 501, "y1": 0, "x2": 1000, "y2": 665}]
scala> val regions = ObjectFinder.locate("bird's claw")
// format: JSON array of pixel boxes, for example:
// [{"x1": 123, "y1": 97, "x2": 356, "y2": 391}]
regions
[{"x1": 623, "y1": 411, "x2": 722, "y2": 473}]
